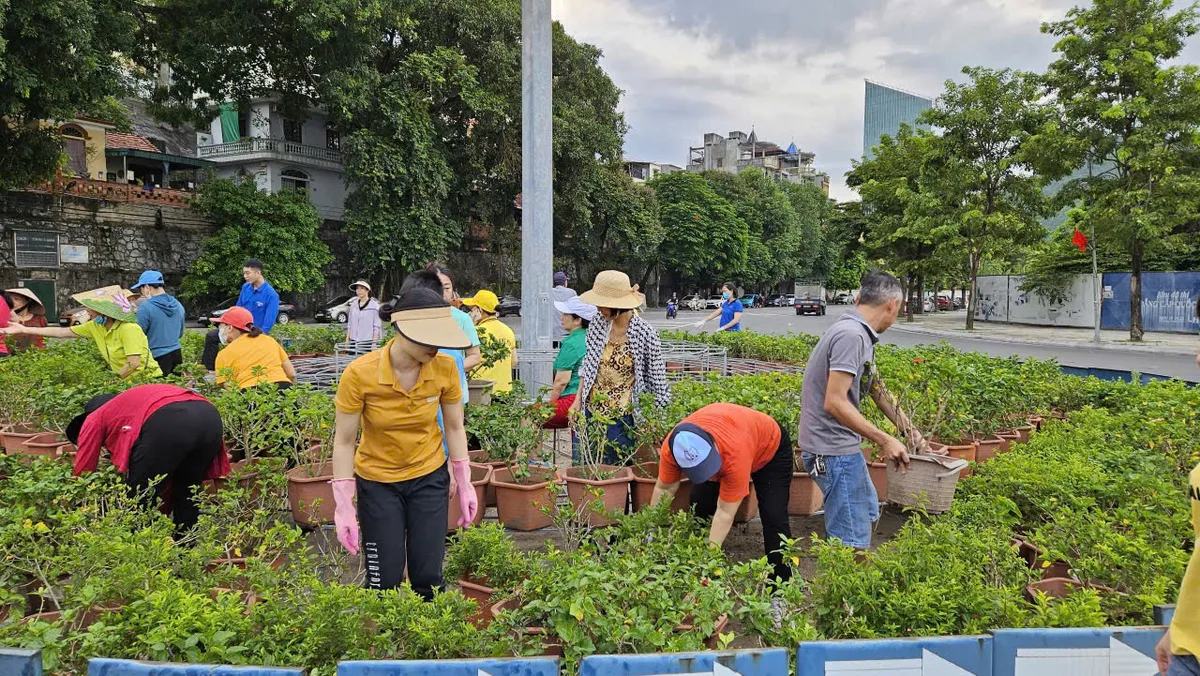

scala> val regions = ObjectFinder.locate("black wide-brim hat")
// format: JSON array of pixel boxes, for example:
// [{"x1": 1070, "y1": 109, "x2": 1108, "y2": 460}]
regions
[{"x1": 65, "y1": 394, "x2": 118, "y2": 445}]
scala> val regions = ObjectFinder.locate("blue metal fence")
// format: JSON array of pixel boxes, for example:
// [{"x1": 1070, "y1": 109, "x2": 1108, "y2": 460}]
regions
[{"x1": 1101, "y1": 271, "x2": 1200, "y2": 333}]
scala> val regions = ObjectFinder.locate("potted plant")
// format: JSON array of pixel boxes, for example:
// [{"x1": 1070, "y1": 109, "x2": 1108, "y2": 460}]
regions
[
  {"x1": 444, "y1": 522, "x2": 530, "y2": 626},
  {"x1": 561, "y1": 404, "x2": 633, "y2": 527},
  {"x1": 790, "y1": 451, "x2": 824, "y2": 515},
  {"x1": 285, "y1": 438, "x2": 335, "y2": 528},
  {"x1": 630, "y1": 461, "x2": 692, "y2": 512},
  {"x1": 477, "y1": 386, "x2": 556, "y2": 531},
  {"x1": 859, "y1": 444, "x2": 887, "y2": 503},
  {"x1": 466, "y1": 332, "x2": 510, "y2": 406}
]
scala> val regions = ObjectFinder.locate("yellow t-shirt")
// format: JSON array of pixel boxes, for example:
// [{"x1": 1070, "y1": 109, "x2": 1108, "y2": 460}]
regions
[
  {"x1": 215, "y1": 334, "x2": 291, "y2": 388},
  {"x1": 334, "y1": 341, "x2": 463, "y2": 483},
  {"x1": 474, "y1": 317, "x2": 516, "y2": 393},
  {"x1": 1171, "y1": 463, "x2": 1200, "y2": 656},
  {"x1": 71, "y1": 320, "x2": 162, "y2": 379}
]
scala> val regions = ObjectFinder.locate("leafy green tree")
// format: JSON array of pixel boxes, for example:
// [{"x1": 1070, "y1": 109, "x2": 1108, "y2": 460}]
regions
[
  {"x1": 182, "y1": 180, "x2": 332, "y2": 302},
  {"x1": 561, "y1": 165, "x2": 663, "y2": 290},
  {"x1": 0, "y1": 0, "x2": 137, "y2": 188},
  {"x1": 782, "y1": 181, "x2": 832, "y2": 281},
  {"x1": 919, "y1": 67, "x2": 1048, "y2": 329},
  {"x1": 1031, "y1": 0, "x2": 1200, "y2": 340},
  {"x1": 848, "y1": 125, "x2": 955, "y2": 318},
  {"x1": 141, "y1": 0, "x2": 626, "y2": 293},
  {"x1": 651, "y1": 172, "x2": 748, "y2": 287}
]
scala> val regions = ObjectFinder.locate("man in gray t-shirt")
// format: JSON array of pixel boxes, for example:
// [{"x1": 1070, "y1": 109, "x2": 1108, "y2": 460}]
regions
[{"x1": 798, "y1": 271, "x2": 930, "y2": 550}]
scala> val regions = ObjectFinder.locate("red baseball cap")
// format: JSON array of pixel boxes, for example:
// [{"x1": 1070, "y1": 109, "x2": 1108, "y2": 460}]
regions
[{"x1": 213, "y1": 306, "x2": 254, "y2": 332}]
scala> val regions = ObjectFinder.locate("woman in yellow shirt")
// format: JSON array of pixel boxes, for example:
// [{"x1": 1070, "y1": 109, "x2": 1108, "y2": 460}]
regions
[
  {"x1": 330, "y1": 283, "x2": 477, "y2": 600},
  {"x1": 0, "y1": 285, "x2": 161, "y2": 379},
  {"x1": 212, "y1": 307, "x2": 296, "y2": 388}
]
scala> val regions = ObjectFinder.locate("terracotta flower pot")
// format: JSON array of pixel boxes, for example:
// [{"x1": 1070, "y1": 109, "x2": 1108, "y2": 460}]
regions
[
  {"x1": 633, "y1": 443, "x2": 659, "y2": 465},
  {"x1": 994, "y1": 431, "x2": 1020, "y2": 453},
  {"x1": 458, "y1": 577, "x2": 498, "y2": 627},
  {"x1": 734, "y1": 486, "x2": 758, "y2": 523},
  {"x1": 448, "y1": 464, "x2": 493, "y2": 532},
  {"x1": 468, "y1": 379, "x2": 494, "y2": 406},
  {"x1": 1013, "y1": 425, "x2": 1035, "y2": 444},
  {"x1": 15, "y1": 437, "x2": 72, "y2": 464},
  {"x1": 935, "y1": 440, "x2": 977, "y2": 478},
  {"x1": 788, "y1": 472, "x2": 823, "y2": 516},
  {"x1": 1012, "y1": 536, "x2": 1071, "y2": 579},
  {"x1": 860, "y1": 445, "x2": 888, "y2": 502},
  {"x1": 490, "y1": 598, "x2": 565, "y2": 656},
  {"x1": 630, "y1": 462, "x2": 692, "y2": 512},
  {"x1": 3, "y1": 432, "x2": 58, "y2": 457},
  {"x1": 974, "y1": 436, "x2": 1003, "y2": 464},
  {"x1": 562, "y1": 466, "x2": 632, "y2": 527},
  {"x1": 469, "y1": 451, "x2": 508, "y2": 508},
  {"x1": 0, "y1": 428, "x2": 45, "y2": 453},
  {"x1": 286, "y1": 463, "x2": 335, "y2": 527},
  {"x1": 1025, "y1": 577, "x2": 1084, "y2": 600},
  {"x1": 1030, "y1": 415, "x2": 1044, "y2": 431},
  {"x1": 491, "y1": 467, "x2": 557, "y2": 531},
  {"x1": 204, "y1": 458, "x2": 264, "y2": 495}
]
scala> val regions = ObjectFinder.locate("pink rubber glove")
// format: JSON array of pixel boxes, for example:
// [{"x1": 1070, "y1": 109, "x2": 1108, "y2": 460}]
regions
[
  {"x1": 331, "y1": 478, "x2": 359, "y2": 555},
  {"x1": 450, "y1": 459, "x2": 478, "y2": 528}
]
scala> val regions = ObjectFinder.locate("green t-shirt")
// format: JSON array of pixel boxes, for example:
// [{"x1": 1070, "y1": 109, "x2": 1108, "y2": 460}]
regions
[
  {"x1": 553, "y1": 328, "x2": 587, "y2": 397},
  {"x1": 71, "y1": 319, "x2": 162, "y2": 378}
]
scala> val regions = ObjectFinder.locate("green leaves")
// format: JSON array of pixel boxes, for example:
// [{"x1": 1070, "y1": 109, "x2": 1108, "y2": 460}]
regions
[{"x1": 183, "y1": 180, "x2": 332, "y2": 302}]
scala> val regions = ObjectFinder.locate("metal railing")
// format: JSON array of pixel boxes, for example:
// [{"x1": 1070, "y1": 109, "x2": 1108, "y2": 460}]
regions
[{"x1": 199, "y1": 138, "x2": 344, "y2": 164}]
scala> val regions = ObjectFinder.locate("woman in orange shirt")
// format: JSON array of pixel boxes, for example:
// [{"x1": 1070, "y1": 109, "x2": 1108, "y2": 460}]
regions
[{"x1": 651, "y1": 403, "x2": 793, "y2": 583}]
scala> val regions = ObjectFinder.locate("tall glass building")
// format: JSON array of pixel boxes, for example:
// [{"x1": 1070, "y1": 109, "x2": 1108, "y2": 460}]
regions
[{"x1": 862, "y1": 80, "x2": 933, "y2": 159}]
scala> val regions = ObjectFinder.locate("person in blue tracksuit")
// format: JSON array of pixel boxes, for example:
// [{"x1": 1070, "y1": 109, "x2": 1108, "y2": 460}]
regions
[{"x1": 131, "y1": 270, "x2": 186, "y2": 375}]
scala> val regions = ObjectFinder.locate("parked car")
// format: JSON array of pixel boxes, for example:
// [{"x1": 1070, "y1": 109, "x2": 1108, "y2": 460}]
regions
[
  {"x1": 314, "y1": 295, "x2": 354, "y2": 323},
  {"x1": 936, "y1": 295, "x2": 952, "y2": 311},
  {"x1": 57, "y1": 305, "x2": 90, "y2": 327},
  {"x1": 681, "y1": 294, "x2": 704, "y2": 311},
  {"x1": 831, "y1": 292, "x2": 854, "y2": 305},
  {"x1": 764, "y1": 294, "x2": 783, "y2": 307},
  {"x1": 773, "y1": 294, "x2": 796, "y2": 307},
  {"x1": 497, "y1": 295, "x2": 522, "y2": 317},
  {"x1": 738, "y1": 294, "x2": 764, "y2": 308},
  {"x1": 199, "y1": 297, "x2": 296, "y2": 327},
  {"x1": 705, "y1": 296, "x2": 723, "y2": 310},
  {"x1": 795, "y1": 297, "x2": 826, "y2": 316}
]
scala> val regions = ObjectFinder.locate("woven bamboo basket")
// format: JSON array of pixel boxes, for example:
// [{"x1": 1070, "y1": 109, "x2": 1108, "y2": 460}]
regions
[{"x1": 885, "y1": 454, "x2": 969, "y2": 514}]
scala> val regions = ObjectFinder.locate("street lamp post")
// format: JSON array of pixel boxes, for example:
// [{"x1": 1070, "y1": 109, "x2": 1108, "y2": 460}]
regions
[{"x1": 520, "y1": 0, "x2": 554, "y2": 390}]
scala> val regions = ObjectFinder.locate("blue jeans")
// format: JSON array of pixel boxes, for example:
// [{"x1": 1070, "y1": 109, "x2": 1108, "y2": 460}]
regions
[
  {"x1": 573, "y1": 413, "x2": 636, "y2": 466},
  {"x1": 802, "y1": 451, "x2": 879, "y2": 549},
  {"x1": 1169, "y1": 654, "x2": 1200, "y2": 676}
]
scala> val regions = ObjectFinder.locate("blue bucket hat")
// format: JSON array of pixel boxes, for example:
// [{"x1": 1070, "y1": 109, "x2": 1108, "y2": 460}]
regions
[
  {"x1": 669, "y1": 424, "x2": 722, "y2": 484},
  {"x1": 130, "y1": 270, "x2": 165, "y2": 290}
]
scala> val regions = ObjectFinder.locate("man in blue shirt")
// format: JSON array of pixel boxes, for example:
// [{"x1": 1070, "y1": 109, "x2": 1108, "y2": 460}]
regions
[
  {"x1": 697, "y1": 282, "x2": 744, "y2": 332},
  {"x1": 201, "y1": 259, "x2": 281, "y2": 370},
  {"x1": 131, "y1": 270, "x2": 186, "y2": 375}
]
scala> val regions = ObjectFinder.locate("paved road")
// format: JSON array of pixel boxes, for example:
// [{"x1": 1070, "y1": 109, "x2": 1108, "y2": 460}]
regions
[{"x1": 503, "y1": 305, "x2": 1200, "y2": 380}]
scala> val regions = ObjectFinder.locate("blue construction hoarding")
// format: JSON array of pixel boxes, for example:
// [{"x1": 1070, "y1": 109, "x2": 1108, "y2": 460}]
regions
[{"x1": 1102, "y1": 271, "x2": 1200, "y2": 333}]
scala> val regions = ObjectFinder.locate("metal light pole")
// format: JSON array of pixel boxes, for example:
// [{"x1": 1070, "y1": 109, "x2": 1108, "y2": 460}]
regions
[
  {"x1": 1089, "y1": 161, "x2": 1101, "y2": 343},
  {"x1": 520, "y1": 0, "x2": 554, "y2": 390}
]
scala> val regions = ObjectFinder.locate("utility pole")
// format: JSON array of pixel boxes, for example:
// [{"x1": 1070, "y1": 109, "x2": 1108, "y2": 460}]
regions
[
  {"x1": 1089, "y1": 161, "x2": 1101, "y2": 343},
  {"x1": 520, "y1": 0, "x2": 554, "y2": 390}
]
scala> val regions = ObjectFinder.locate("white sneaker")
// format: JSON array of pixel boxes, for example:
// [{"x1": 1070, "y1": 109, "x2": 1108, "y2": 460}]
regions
[{"x1": 769, "y1": 597, "x2": 786, "y2": 629}]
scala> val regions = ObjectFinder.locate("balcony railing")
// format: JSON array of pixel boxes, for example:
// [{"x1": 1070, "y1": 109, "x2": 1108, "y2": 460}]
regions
[
  {"x1": 199, "y1": 138, "x2": 343, "y2": 164},
  {"x1": 27, "y1": 178, "x2": 193, "y2": 206}
]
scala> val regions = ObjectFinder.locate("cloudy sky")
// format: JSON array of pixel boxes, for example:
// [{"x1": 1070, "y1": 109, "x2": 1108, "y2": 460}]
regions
[{"x1": 550, "y1": 0, "x2": 1136, "y2": 201}]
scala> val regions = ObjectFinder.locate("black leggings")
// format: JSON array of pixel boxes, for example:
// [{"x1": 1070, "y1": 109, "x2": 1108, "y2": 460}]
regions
[
  {"x1": 357, "y1": 463, "x2": 450, "y2": 600},
  {"x1": 691, "y1": 421, "x2": 793, "y2": 583},
  {"x1": 126, "y1": 400, "x2": 223, "y2": 533}
]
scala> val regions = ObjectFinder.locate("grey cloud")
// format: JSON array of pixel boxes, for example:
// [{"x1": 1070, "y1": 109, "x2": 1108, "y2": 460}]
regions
[{"x1": 631, "y1": 0, "x2": 889, "y2": 54}]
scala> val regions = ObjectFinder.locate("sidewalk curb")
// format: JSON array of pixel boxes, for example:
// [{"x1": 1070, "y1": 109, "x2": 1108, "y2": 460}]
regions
[{"x1": 890, "y1": 323, "x2": 1198, "y2": 356}]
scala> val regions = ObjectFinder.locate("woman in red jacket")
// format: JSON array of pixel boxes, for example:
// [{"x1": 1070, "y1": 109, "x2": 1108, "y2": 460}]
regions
[{"x1": 66, "y1": 384, "x2": 231, "y2": 533}]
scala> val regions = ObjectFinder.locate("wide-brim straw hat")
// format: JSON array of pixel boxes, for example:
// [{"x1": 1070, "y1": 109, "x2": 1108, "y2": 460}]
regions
[
  {"x1": 71, "y1": 285, "x2": 138, "y2": 323},
  {"x1": 579, "y1": 270, "x2": 645, "y2": 310},
  {"x1": 4, "y1": 288, "x2": 46, "y2": 315},
  {"x1": 390, "y1": 287, "x2": 471, "y2": 350}
]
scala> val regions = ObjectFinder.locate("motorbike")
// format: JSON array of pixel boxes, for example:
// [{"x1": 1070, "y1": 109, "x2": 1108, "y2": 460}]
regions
[{"x1": 666, "y1": 300, "x2": 678, "y2": 319}]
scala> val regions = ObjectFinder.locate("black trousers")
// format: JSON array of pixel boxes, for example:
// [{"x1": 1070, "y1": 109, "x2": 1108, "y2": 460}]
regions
[
  {"x1": 201, "y1": 328, "x2": 221, "y2": 371},
  {"x1": 154, "y1": 349, "x2": 183, "y2": 376},
  {"x1": 691, "y1": 421, "x2": 793, "y2": 583},
  {"x1": 357, "y1": 462, "x2": 450, "y2": 600},
  {"x1": 126, "y1": 400, "x2": 223, "y2": 533}
]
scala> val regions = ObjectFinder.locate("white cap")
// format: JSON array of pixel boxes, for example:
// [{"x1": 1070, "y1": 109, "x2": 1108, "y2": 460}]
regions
[{"x1": 555, "y1": 296, "x2": 599, "y2": 323}]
